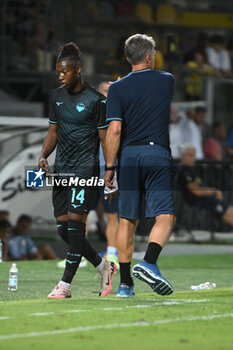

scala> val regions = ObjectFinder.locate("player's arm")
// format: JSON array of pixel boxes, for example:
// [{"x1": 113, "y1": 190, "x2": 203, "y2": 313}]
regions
[
  {"x1": 187, "y1": 181, "x2": 223, "y2": 200},
  {"x1": 38, "y1": 123, "x2": 58, "y2": 172}
]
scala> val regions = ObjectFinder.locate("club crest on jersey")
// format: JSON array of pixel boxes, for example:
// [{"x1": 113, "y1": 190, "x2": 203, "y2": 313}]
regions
[{"x1": 76, "y1": 103, "x2": 85, "y2": 112}]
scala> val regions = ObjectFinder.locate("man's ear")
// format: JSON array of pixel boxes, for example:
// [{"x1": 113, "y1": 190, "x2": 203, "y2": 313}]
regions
[
  {"x1": 76, "y1": 65, "x2": 82, "y2": 74},
  {"x1": 145, "y1": 53, "x2": 151, "y2": 64}
]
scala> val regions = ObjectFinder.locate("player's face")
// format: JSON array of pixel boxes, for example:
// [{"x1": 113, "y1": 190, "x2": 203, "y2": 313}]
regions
[{"x1": 56, "y1": 60, "x2": 81, "y2": 91}]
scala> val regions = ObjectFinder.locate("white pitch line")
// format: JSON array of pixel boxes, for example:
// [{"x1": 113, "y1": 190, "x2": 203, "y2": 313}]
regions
[
  {"x1": 0, "y1": 299, "x2": 209, "y2": 320},
  {"x1": 0, "y1": 313, "x2": 233, "y2": 341}
]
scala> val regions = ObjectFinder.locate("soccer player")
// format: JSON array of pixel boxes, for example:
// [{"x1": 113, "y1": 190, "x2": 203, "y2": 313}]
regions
[
  {"x1": 104, "y1": 34, "x2": 176, "y2": 297},
  {"x1": 38, "y1": 42, "x2": 116, "y2": 298}
]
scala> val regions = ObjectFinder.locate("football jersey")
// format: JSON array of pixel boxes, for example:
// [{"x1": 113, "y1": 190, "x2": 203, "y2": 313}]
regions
[
  {"x1": 49, "y1": 82, "x2": 107, "y2": 179},
  {"x1": 106, "y1": 69, "x2": 175, "y2": 151}
]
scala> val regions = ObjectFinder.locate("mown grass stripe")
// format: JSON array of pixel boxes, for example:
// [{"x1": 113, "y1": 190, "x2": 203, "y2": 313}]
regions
[{"x1": 0, "y1": 313, "x2": 233, "y2": 341}]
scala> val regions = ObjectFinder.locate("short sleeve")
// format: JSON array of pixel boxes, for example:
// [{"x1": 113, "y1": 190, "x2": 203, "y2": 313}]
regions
[
  {"x1": 228, "y1": 129, "x2": 233, "y2": 148},
  {"x1": 94, "y1": 96, "x2": 108, "y2": 129},
  {"x1": 106, "y1": 84, "x2": 123, "y2": 122},
  {"x1": 48, "y1": 92, "x2": 58, "y2": 125}
]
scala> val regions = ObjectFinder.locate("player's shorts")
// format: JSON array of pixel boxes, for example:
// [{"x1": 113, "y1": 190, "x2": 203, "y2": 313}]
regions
[
  {"x1": 52, "y1": 182, "x2": 97, "y2": 218},
  {"x1": 118, "y1": 144, "x2": 175, "y2": 220},
  {"x1": 196, "y1": 196, "x2": 229, "y2": 220}
]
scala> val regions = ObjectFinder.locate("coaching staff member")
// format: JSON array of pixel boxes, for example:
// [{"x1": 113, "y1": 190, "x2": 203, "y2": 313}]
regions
[{"x1": 104, "y1": 34, "x2": 176, "y2": 297}]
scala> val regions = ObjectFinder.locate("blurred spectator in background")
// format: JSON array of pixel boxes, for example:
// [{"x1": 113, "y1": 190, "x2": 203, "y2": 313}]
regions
[
  {"x1": 176, "y1": 144, "x2": 233, "y2": 228},
  {"x1": 227, "y1": 40, "x2": 233, "y2": 70},
  {"x1": 169, "y1": 105, "x2": 185, "y2": 159},
  {"x1": 206, "y1": 34, "x2": 232, "y2": 77},
  {"x1": 182, "y1": 107, "x2": 204, "y2": 159},
  {"x1": 203, "y1": 122, "x2": 227, "y2": 161},
  {"x1": 0, "y1": 210, "x2": 10, "y2": 221},
  {"x1": 185, "y1": 50, "x2": 214, "y2": 100},
  {"x1": 227, "y1": 126, "x2": 233, "y2": 159},
  {"x1": 98, "y1": 81, "x2": 109, "y2": 97},
  {"x1": 8, "y1": 215, "x2": 56, "y2": 260},
  {"x1": 194, "y1": 106, "x2": 210, "y2": 142},
  {"x1": 0, "y1": 220, "x2": 11, "y2": 261}
]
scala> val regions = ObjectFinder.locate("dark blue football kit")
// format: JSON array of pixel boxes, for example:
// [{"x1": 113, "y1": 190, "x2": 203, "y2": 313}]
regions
[{"x1": 107, "y1": 69, "x2": 175, "y2": 219}]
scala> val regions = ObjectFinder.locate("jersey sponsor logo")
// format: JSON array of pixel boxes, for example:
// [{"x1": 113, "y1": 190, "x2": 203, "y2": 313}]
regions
[
  {"x1": 76, "y1": 103, "x2": 85, "y2": 112},
  {"x1": 26, "y1": 169, "x2": 44, "y2": 188},
  {"x1": 56, "y1": 101, "x2": 63, "y2": 106}
]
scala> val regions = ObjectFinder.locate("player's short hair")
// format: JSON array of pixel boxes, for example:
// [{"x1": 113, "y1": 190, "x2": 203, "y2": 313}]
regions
[
  {"x1": 17, "y1": 215, "x2": 32, "y2": 225},
  {"x1": 57, "y1": 42, "x2": 81, "y2": 65},
  {"x1": 180, "y1": 143, "x2": 196, "y2": 156},
  {"x1": 124, "y1": 34, "x2": 156, "y2": 65}
]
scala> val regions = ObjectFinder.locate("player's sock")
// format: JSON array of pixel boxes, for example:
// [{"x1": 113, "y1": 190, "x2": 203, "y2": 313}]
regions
[
  {"x1": 58, "y1": 280, "x2": 70, "y2": 288},
  {"x1": 83, "y1": 239, "x2": 102, "y2": 267},
  {"x1": 107, "y1": 246, "x2": 117, "y2": 256},
  {"x1": 119, "y1": 262, "x2": 133, "y2": 286},
  {"x1": 61, "y1": 220, "x2": 85, "y2": 283},
  {"x1": 57, "y1": 220, "x2": 102, "y2": 267},
  {"x1": 144, "y1": 242, "x2": 162, "y2": 265},
  {"x1": 96, "y1": 258, "x2": 105, "y2": 271},
  {"x1": 57, "y1": 221, "x2": 69, "y2": 244}
]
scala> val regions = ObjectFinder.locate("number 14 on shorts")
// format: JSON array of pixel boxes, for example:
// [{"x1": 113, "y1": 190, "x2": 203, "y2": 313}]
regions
[{"x1": 71, "y1": 188, "x2": 85, "y2": 208}]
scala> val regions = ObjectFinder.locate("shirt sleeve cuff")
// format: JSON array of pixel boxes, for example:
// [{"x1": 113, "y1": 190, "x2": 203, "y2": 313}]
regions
[
  {"x1": 106, "y1": 118, "x2": 122, "y2": 122},
  {"x1": 49, "y1": 120, "x2": 58, "y2": 124},
  {"x1": 97, "y1": 124, "x2": 108, "y2": 130}
]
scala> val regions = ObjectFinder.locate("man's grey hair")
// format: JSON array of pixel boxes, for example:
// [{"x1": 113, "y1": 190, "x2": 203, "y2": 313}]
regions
[
  {"x1": 124, "y1": 34, "x2": 156, "y2": 65},
  {"x1": 180, "y1": 143, "x2": 196, "y2": 156}
]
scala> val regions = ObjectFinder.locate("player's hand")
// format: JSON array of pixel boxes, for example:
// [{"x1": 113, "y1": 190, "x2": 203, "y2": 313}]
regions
[
  {"x1": 38, "y1": 158, "x2": 48, "y2": 173},
  {"x1": 214, "y1": 190, "x2": 223, "y2": 201},
  {"x1": 104, "y1": 170, "x2": 115, "y2": 189}
]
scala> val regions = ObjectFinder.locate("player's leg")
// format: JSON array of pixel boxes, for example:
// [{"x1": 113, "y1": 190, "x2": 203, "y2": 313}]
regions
[
  {"x1": 100, "y1": 187, "x2": 119, "y2": 266},
  {"x1": 133, "y1": 145, "x2": 176, "y2": 295},
  {"x1": 105, "y1": 212, "x2": 118, "y2": 263},
  {"x1": 116, "y1": 146, "x2": 141, "y2": 296},
  {"x1": 116, "y1": 218, "x2": 137, "y2": 297}
]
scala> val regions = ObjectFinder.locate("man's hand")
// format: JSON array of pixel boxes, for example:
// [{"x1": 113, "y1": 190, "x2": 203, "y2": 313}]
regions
[
  {"x1": 38, "y1": 157, "x2": 48, "y2": 173},
  {"x1": 104, "y1": 169, "x2": 115, "y2": 189}
]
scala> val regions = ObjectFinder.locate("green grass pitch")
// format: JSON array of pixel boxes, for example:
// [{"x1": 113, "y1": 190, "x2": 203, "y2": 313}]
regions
[{"x1": 0, "y1": 254, "x2": 233, "y2": 350}]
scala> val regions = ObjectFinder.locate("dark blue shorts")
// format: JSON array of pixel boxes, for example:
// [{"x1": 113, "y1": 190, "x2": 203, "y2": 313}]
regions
[
  {"x1": 118, "y1": 144, "x2": 175, "y2": 220},
  {"x1": 197, "y1": 196, "x2": 229, "y2": 220}
]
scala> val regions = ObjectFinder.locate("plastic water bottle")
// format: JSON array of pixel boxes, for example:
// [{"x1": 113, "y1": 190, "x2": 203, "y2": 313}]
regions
[
  {"x1": 0, "y1": 240, "x2": 2, "y2": 263},
  {"x1": 8, "y1": 263, "x2": 18, "y2": 291},
  {"x1": 190, "y1": 282, "x2": 216, "y2": 291}
]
